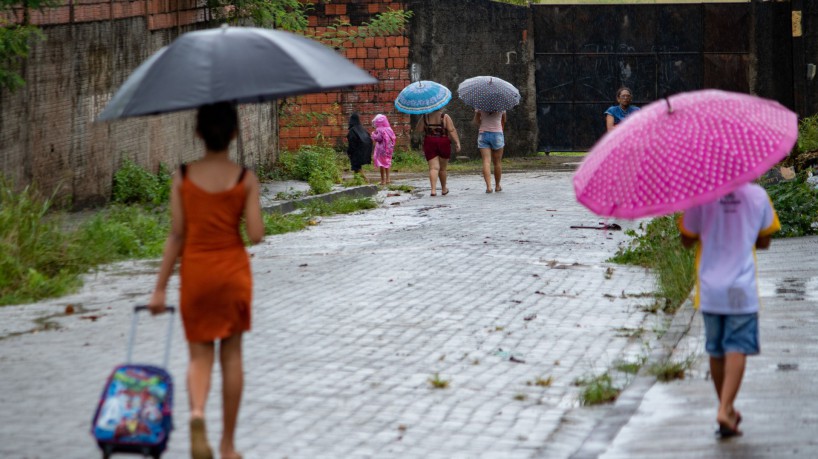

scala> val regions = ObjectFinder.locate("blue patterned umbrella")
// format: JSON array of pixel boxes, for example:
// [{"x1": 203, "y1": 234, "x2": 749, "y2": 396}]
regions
[
  {"x1": 394, "y1": 80, "x2": 452, "y2": 115},
  {"x1": 457, "y1": 76, "x2": 520, "y2": 112}
]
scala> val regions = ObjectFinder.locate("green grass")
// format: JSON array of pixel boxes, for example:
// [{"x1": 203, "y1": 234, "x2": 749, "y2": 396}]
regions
[
  {"x1": 538, "y1": 151, "x2": 586, "y2": 157},
  {"x1": 387, "y1": 184, "x2": 414, "y2": 192},
  {"x1": 609, "y1": 215, "x2": 695, "y2": 314},
  {"x1": 391, "y1": 149, "x2": 428, "y2": 172},
  {"x1": 648, "y1": 355, "x2": 697, "y2": 382},
  {"x1": 262, "y1": 197, "x2": 377, "y2": 236},
  {"x1": 0, "y1": 179, "x2": 172, "y2": 305},
  {"x1": 428, "y1": 373, "x2": 450, "y2": 389},
  {"x1": 1, "y1": 170, "x2": 378, "y2": 306},
  {"x1": 575, "y1": 373, "x2": 620, "y2": 406},
  {"x1": 613, "y1": 357, "x2": 645, "y2": 375}
]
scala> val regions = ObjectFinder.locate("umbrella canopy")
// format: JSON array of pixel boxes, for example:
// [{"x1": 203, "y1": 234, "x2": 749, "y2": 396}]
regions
[
  {"x1": 98, "y1": 26, "x2": 376, "y2": 120},
  {"x1": 457, "y1": 76, "x2": 520, "y2": 112},
  {"x1": 394, "y1": 80, "x2": 452, "y2": 115},
  {"x1": 573, "y1": 89, "x2": 797, "y2": 219}
]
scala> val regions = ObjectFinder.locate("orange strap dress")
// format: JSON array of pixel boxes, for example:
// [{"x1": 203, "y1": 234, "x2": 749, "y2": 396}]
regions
[{"x1": 179, "y1": 164, "x2": 252, "y2": 342}]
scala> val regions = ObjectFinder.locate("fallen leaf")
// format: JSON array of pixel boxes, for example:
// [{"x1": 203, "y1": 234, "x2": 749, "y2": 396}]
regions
[
  {"x1": 299, "y1": 263, "x2": 308, "y2": 267},
  {"x1": 509, "y1": 356, "x2": 526, "y2": 364},
  {"x1": 65, "y1": 305, "x2": 75, "y2": 315},
  {"x1": 523, "y1": 314, "x2": 537, "y2": 321},
  {"x1": 80, "y1": 315, "x2": 100, "y2": 322}
]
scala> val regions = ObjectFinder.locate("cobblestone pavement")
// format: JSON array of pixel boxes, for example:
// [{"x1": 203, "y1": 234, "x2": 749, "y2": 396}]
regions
[
  {"x1": 0, "y1": 171, "x2": 669, "y2": 459},
  {"x1": 599, "y1": 237, "x2": 818, "y2": 459}
]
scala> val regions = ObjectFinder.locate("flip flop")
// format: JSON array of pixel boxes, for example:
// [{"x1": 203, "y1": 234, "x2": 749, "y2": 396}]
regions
[
  {"x1": 486, "y1": 189, "x2": 493, "y2": 193},
  {"x1": 442, "y1": 188, "x2": 449, "y2": 196},
  {"x1": 716, "y1": 417, "x2": 743, "y2": 438}
]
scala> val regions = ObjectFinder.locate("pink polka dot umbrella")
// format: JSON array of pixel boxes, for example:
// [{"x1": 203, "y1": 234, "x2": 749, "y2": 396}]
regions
[
  {"x1": 573, "y1": 89, "x2": 797, "y2": 219},
  {"x1": 457, "y1": 76, "x2": 521, "y2": 112}
]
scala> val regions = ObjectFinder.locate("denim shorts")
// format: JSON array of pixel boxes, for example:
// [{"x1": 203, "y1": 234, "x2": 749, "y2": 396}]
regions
[
  {"x1": 477, "y1": 132, "x2": 505, "y2": 150},
  {"x1": 702, "y1": 312, "x2": 760, "y2": 357}
]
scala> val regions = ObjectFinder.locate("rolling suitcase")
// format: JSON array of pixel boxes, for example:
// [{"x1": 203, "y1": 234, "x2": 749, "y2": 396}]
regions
[{"x1": 91, "y1": 306, "x2": 176, "y2": 459}]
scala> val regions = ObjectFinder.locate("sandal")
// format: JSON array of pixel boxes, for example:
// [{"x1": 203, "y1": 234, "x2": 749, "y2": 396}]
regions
[
  {"x1": 495, "y1": 185, "x2": 503, "y2": 192},
  {"x1": 442, "y1": 188, "x2": 449, "y2": 196},
  {"x1": 486, "y1": 189, "x2": 493, "y2": 193},
  {"x1": 190, "y1": 418, "x2": 214, "y2": 459},
  {"x1": 716, "y1": 412, "x2": 743, "y2": 439}
]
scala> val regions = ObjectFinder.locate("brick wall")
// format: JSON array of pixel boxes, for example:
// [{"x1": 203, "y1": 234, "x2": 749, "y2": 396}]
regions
[
  {"x1": 0, "y1": 0, "x2": 276, "y2": 208},
  {"x1": 278, "y1": 0, "x2": 411, "y2": 153}
]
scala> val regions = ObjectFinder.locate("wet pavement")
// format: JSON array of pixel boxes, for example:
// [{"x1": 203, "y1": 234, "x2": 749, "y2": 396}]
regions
[
  {"x1": 597, "y1": 236, "x2": 818, "y2": 459},
  {"x1": 0, "y1": 171, "x2": 814, "y2": 458}
]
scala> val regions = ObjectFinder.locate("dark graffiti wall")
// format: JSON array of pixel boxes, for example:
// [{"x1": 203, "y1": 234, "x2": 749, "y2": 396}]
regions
[{"x1": 408, "y1": 0, "x2": 537, "y2": 157}]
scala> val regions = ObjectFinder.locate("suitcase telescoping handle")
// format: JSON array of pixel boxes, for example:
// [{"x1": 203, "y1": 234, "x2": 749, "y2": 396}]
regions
[{"x1": 127, "y1": 305, "x2": 177, "y2": 368}]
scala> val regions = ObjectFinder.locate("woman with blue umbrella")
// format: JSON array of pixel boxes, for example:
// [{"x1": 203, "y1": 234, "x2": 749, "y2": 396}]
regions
[{"x1": 395, "y1": 81, "x2": 461, "y2": 196}]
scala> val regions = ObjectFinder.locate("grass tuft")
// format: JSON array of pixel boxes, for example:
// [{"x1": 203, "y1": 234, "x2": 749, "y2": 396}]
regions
[
  {"x1": 649, "y1": 355, "x2": 698, "y2": 382},
  {"x1": 428, "y1": 373, "x2": 450, "y2": 389},
  {"x1": 575, "y1": 373, "x2": 620, "y2": 406}
]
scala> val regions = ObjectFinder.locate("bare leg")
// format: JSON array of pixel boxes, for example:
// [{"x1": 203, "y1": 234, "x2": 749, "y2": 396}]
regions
[
  {"x1": 385, "y1": 167, "x2": 391, "y2": 184},
  {"x1": 710, "y1": 356, "x2": 725, "y2": 400},
  {"x1": 492, "y1": 148, "x2": 504, "y2": 191},
  {"x1": 716, "y1": 352, "x2": 745, "y2": 432},
  {"x1": 219, "y1": 334, "x2": 244, "y2": 459},
  {"x1": 439, "y1": 158, "x2": 449, "y2": 194},
  {"x1": 480, "y1": 148, "x2": 492, "y2": 192},
  {"x1": 428, "y1": 157, "x2": 440, "y2": 195},
  {"x1": 379, "y1": 167, "x2": 386, "y2": 185},
  {"x1": 188, "y1": 341, "x2": 215, "y2": 459}
]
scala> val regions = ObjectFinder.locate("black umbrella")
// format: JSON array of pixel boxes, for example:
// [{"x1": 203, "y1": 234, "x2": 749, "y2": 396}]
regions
[{"x1": 98, "y1": 25, "x2": 377, "y2": 120}]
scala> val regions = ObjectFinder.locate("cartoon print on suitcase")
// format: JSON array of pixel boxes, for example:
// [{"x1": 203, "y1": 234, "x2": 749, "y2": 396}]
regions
[
  {"x1": 93, "y1": 364, "x2": 173, "y2": 446},
  {"x1": 92, "y1": 306, "x2": 176, "y2": 458}
]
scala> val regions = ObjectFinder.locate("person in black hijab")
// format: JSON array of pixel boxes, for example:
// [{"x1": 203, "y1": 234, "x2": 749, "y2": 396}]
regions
[{"x1": 346, "y1": 113, "x2": 373, "y2": 181}]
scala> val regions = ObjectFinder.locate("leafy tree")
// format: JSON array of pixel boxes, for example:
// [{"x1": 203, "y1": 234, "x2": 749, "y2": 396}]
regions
[{"x1": 1, "y1": 0, "x2": 57, "y2": 92}]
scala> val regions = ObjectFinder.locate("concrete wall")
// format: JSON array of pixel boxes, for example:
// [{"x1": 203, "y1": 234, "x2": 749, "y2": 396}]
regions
[
  {"x1": 801, "y1": 0, "x2": 818, "y2": 115},
  {"x1": 407, "y1": 0, "x2": 537, "y2": 157},
  {"x1": 0, "y1": 0, "x2": 276, "y2": 208}
]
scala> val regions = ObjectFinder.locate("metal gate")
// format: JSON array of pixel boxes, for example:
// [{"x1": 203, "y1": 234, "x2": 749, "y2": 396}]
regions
[{"x1": 533, "y1": 3, "x2": 755, "y2": 151}]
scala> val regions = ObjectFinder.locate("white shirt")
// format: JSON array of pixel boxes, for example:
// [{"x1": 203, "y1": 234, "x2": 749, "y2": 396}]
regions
[{"x1": 678, "y1": 183, "x2": 780, "y2": 314}]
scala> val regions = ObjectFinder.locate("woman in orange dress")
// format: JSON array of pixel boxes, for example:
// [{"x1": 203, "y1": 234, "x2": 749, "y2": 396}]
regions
[{"x1": 149, "y1": 102, "x2": 264, "y2": 459}]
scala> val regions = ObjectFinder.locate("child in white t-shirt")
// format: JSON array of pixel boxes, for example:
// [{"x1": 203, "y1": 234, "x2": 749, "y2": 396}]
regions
[{"x1": 678, "y1": 182, "x2": 780, "y2": 438}]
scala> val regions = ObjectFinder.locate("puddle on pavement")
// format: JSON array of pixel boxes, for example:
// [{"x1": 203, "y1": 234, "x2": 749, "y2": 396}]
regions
[
  {"x1": 774, "y1": 277, "x2": 806, "y2": 301},
  {"x1": 0, "y1": 303, "x2": 92, "y2": 341}
]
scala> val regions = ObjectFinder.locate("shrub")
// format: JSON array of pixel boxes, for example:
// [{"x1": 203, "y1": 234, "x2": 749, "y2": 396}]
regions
[
  {"x1": 72, "y1": 205, "x2": 169, "y2": 263},
  {"x1": 763, "y1": 174, "x2": 818, "y2": 237},
  {"x1": 796, "y1": 114, "x2": 818, "y2": 155},
  {"x1": 112, "y1": 159, "x2": 171, "y2": 205},
  {"x1": 278, "y1": 145, "x2": 341, "y2": 195}
]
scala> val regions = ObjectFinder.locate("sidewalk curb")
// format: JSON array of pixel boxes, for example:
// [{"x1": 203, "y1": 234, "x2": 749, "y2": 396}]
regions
[
  {"x1": 261, "y1": 184, "x2": 380, "y2": 214},
  {"x1": 569, "y1": 299, "x2": 697, "y2": 459}
]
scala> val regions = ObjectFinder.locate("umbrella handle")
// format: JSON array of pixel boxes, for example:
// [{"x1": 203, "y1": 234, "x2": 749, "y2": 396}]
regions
[{"x1": 663, "y1": 93, "x2": 673, "y2": 114}]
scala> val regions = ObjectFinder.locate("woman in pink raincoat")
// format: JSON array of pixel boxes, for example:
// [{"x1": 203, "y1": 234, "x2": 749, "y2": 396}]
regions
[{"x1": 371, "y1": 114, "x2": 396, "y2": 185}]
